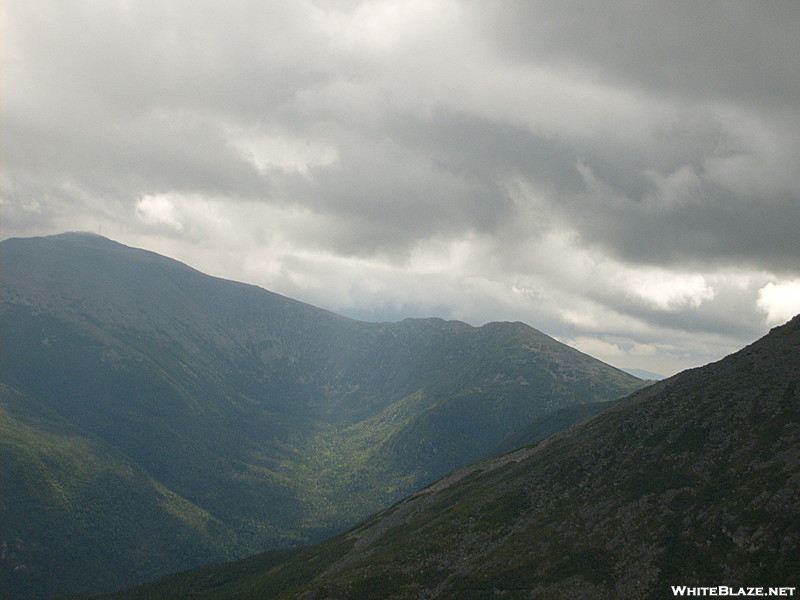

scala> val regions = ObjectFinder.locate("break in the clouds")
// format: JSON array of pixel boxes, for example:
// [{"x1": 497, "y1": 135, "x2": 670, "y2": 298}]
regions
[{"x1": 3, "y1": 0, "x2": 799, "y2": 375}]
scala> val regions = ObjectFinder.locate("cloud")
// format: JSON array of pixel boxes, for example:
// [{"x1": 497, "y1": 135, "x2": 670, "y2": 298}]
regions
[
  {"x1": 624, "y1": 272, "x2": 715, "y2": 311},
  {"x1": 135, "y1": 194, "x2": 185, "y2": 232},
  {"x1": 757, "y1": 281, "x2": 800, "y2": 326},
  {"x1": 479, "y1": 1, "x2": 800, "y2": 110},
  {"x1": 2, "y1": 0, "x2": 799, "y2": 375},
  {"x1": 226, "y1": 126, "x2": 339, "y2": 176}
]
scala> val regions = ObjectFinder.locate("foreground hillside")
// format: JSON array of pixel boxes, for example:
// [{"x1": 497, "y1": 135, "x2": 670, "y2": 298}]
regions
[
  {"x1": 0, "y1": 233, "x2": 641, "y2": 599},
  {"x1": 97, "y1": 314, "x2": 800, "y2": 600}
]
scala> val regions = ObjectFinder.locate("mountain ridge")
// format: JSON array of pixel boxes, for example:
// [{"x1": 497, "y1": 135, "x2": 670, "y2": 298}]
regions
[
  {"x1": 90, "y1": 314, "x2": 800, "y2": 600},
  {"x1": 0, "y1": 233, "x2": 643, "y2": 599}
]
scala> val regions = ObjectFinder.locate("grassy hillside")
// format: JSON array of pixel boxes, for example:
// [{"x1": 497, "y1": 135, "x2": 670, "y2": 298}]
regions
[{"x1": 0, "y1": 384, "x2": 245, "y2": 599}]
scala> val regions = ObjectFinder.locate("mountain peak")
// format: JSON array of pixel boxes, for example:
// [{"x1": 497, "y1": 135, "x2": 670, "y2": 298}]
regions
[
  {"x1": 6, "y1": 231, "x2": 117, "y2": 247},
  {"x1": 48, "y1": 230, "x2": 108, "y2": 240}
]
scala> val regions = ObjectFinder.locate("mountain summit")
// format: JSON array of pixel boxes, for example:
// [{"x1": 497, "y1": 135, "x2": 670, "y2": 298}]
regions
[{"x1": 0, "y1": 233, "x2": 641, "y2": 599}]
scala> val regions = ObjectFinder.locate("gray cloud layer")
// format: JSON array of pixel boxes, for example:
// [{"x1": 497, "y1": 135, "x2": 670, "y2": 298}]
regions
[{"x1": 3, "y1": 0, "x2": 799, "y2": 374}]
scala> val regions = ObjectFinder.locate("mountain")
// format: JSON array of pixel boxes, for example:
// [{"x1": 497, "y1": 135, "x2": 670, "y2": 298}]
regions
[
  {"x1": 0, "y1": 232, "x2": 642, "y2": 599},
  {"x1": 92, "y1": 314, "x2": 800, "y2": 600},
  {"x1": 490, "y1": 399, "x2": 617, "y2": 456},
  {"x1": 621, "y1": 368, "x2": 666, "y2": 381},
  {"x1": 0, "y1": 383, "x2": 242, "y2": 600}
]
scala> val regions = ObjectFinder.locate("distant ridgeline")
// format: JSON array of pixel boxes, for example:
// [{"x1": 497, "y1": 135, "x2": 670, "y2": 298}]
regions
[
  {"x1": 0, "y1": 233, "x2": 643, "y2": 600},
  {"x1": 84, "y1": 313, "x2": 800, "y2": 600}
]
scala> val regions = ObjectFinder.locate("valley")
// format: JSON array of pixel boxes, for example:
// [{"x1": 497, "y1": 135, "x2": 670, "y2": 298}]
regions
[
  {"x1": 89, "y1": 312, "x2": 800, "y2": 600},
  {"x1": 0, "y1": 233, "x2": 642, "y2": 599}
]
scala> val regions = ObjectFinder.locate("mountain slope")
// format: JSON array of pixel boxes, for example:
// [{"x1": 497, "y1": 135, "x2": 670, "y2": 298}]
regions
[
  {"x1": 491, "y1": 398, "x2": 617, "y2": 456},
  {"x1": 0, "y1": 383, "x2": 243, "y2": 600},
  {"x1": 0, "y1": 232, "x2": 642, "y2": 599},
  {"x1": 100, "y1": 314, "x2": 800, "y2": 600}
]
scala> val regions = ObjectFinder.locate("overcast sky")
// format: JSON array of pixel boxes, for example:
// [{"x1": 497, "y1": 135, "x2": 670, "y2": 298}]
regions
[{"x1": 3, "y1": 0, "x2": 799, "y2": 375}]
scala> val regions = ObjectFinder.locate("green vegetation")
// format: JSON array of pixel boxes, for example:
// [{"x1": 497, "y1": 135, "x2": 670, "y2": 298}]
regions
[
  {"x1": 0, "y1": 233, "x2": 643, "y2": 599},
  {"x1": 0, "y1": 385, "x2": 243, "y2": 600},
  {"x1": 491, "y1": 398, "x2": 618, "y2": 454},
  {"x1": 84, "y1": 314, "x2": 800, "y2": 600}
]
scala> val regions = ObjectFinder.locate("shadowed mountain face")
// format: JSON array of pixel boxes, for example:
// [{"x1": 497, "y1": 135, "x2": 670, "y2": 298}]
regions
[
  {"x1": 96, "y1": 314, "x2": 800, "y2": 600},
  {"x1": 0, "y1": 233, "x2": 641, "y2": 599}
]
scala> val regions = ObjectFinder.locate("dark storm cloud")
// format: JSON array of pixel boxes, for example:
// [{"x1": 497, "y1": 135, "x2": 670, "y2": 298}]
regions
[
  {"x1": 387, "y1": 109, "x2": 586, "y2": 193},
  {"x1": 566, "y1": 189, "x2": 800, "y2": 273},
  {"x1": 295, "y1": 117, "x2": 552, "y2": 255},
  {"x1": 4, "y1": 109, "x2": 269, "y2": 200},
  {"x1": 480, "y1": 1, "x2": 800, "y2": 109},
  {"x1": 3, "y1": 0, "x2": 328, "y2": 213},
  {"x1": 457, "y1": 1, "x2": 800, "y2": 275},
  {"x1": 305, "y1": 140, "x2": 492, "y2": 255}
]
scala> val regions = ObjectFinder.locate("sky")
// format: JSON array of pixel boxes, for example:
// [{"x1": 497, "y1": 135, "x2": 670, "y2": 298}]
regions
[{"x1": 3, "y1": 0, "x2": 799, "y2": 376}]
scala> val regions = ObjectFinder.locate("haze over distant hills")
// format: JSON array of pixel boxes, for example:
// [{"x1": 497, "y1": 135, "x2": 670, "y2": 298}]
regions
[
  {"x1": 621, "y1": 368, "x2": 666, "y2": 381},
  {"x1": 91, "y1": 313, "x2": 800, "y2": 600},
  {"x1": 0, "y1": 233, "x2": 642, "y2": 600}
]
